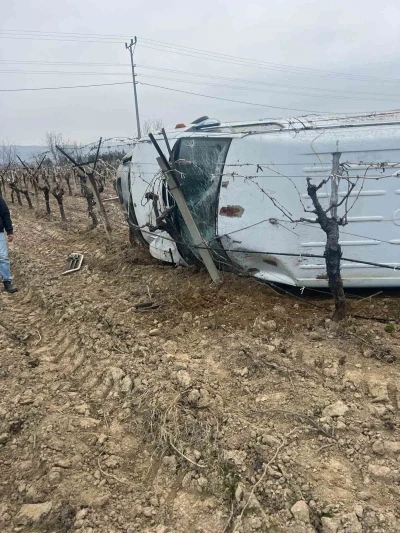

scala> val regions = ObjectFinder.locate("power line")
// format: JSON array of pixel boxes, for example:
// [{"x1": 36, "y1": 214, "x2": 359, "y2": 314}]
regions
[
  {"x1": 0, "y1": 78, "x2": 324, "y2": 112},
  {"x1": 0, "y1": 81, "x2": 132, "y2": 92},
  {"x1": 136, "y1": 74, "x2": 400, "y2": 103},
  {"x1": 137, "y1": 43, "x2": 400, "y2": 84},
  {"x1": 139, "y1": 84, "x2": 399, "y2": 118},
  {"x1": 1, "y1": 29, "x2": 129, "y2": 38},
  {"x1": 0, "y1": 60, "x2": 129, "y2": 67},
  {"x1": 3, "y1": 64, "x2": 400, "y2": 99},
  {"x1": 0, "y1": 35, "x2": 123, "y2": 44},
  {"x1": 137, "y1": 82, "x2": 324, "y2": 112},
  {"x1": 3, "y1": 76, "x2": 397, "y2": 121},
  {"x1": 0, "y1": 69, "x2": 132, "y2": 75},
  {"x1": 3, "y1": 69, "x2": 400, "y2": 102},
  {"x1": 134, "y1": 66, "x2": 400, "y2": 98},
  {"x1": 138, "y1": 37, "x2": 400, "y2": 83},
  {"x1": 2, "y1": 29, "x2": 400, "y2": 83}
]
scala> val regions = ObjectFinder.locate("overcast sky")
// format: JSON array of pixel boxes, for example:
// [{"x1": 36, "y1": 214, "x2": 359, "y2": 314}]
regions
[{"x1": 1, "y1": 0, "x2": 400, "y2": 145}]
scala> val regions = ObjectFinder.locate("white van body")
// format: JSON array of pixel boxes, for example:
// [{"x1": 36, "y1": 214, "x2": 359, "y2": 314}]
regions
[{"x1": 116, "y1": 112, "x2": 400, "y2": 288}]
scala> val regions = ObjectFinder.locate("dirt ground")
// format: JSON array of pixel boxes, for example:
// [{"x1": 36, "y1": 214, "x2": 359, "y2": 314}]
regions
[{"x1": 0, "y1": 192, "x2": 399, "y2": 533}]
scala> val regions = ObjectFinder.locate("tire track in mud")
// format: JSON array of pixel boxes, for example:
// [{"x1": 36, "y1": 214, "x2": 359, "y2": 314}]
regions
[
  {"x1": 2, "y1": 209, "x2": 400, "y2": 532},
  {"x1": 1, "y1": 221, "x2": 226, "y2": 532}
]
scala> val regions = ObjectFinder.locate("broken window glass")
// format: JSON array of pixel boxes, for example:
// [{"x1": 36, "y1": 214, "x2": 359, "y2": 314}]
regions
[{"x1": 172, "y1": 137, "x2": 231, "y2": 262}]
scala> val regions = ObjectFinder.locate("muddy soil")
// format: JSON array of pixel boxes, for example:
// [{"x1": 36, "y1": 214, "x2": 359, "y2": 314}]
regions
[{"x1": 0, "y1": 194, "x2": 399, "y2": 533}]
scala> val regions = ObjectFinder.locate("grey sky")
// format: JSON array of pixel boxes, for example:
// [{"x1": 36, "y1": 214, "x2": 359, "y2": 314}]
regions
[{"x1": 1, "y1": 0, "x2": 400, "y2": 145}]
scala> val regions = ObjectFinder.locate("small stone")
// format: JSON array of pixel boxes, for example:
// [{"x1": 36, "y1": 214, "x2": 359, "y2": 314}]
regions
[
  {"x1": 182, "y1": 311, "x2": 193, "y2": 323},
  {"x1": 149, "y1": 497, "x2": 159, "y2": 507},
  {"x1": 254, "y1": 318, "x2": 276, "y2": 332},
  {"x1": 235, "y1": 483, "x2": 244, "y2": 503},
  {"x1": 187, "y1": 389, "x2": 201, "y2": 404},
  {"x1": 367, "y1": 404, "x2": 387, "y2": 416},
  {"x1": 262, "y1": 434, "x2": 280, "y2": 447},
  {"x1": 323, "y1": 366, "x2": 338, "y2": 378},
  {"x1": 358, "y1": 490, "x2": 372, "y2": 501},
  {"x1": 16, "y1": 502, "x2": 52, "y2": 525},
  {"x1": 197, "y1": 476, "x2": 208, "y2": 488},
  {"x1": 77, "y1": 417, "x2": 100, "y2": 429},
  {"x1": 98, "y1": 434, "x2": 107, "y2": 445},
  {"x1": 336, "y1": 421, "x2": 346, "y2": 430},
  {"x1": 19, "y1": 460, "x2": 33, "y2": 472},
  {"x1": 120, "y1": 375, "x2": 133, "y2": 393},
  {"x1": 48, "y1": 470, "x2": 62, "y2": 485},
  {"x1": 321, "y1": 516, "x2": 340, "y2": 533},
  {"x1": 372, "y1": 441, "x2": 385, "y2": 455},
  {"x1": 265, "y1": 319, "x2": 277, "y2": 331},
  {"x1": 163, "y1": 340, "x2": 177, "y2": 353},
  {"x1": 109, "y1": 366, "x2": 125, "y2": 386},
  {"x1": 372, "y1": 440, "x2": 400, "y2": 456},
  {"x1": 103, "y1": 455, "x2": 120, "y2": 468},
  {"x1": 322, "y1": 400, "x2": 349, "y2": 418},
  {"x1": 291, "y1": 500, "x2": 310, "y2": 523},
  {"x1": 340, "y1": 512, "x2": 362, "y2": 533},
  {"x1": 2, "y1": 512, "x2": 11, "y2": 523},
  {"x1": 368, "y1": 464, "x2": 392, "y2": 480},
  {"x1": 163, "y1": 455, "x2": 177, "y2": 469},
  {"x1": 0, "y1": 433, "x2": 9, "y2": 445},
  {"x1": 76, "y1": 508, "x2": 88, "y2": 520},
  {"x1": 384, "y1": 441, "x2": 400, "y2": 455},
  {"x1": 75, "y1": 403, "x2": 89, "y2": 415},
  {"x1": 368, "y1": 380, "x2": 389, "y2": 402},
  {"x1": 55, "y1": 459, "x2": 71, "y2": 468},
  {"x1": 358, "y1": 491, "x2": 372, "y2": 501},
  {"x1": 354, "y1": 505, "x2": 363, "y2": 518},
  {"x1": 90, "y1": 495, "x2": 110, "y2": 508},
  {"x1": 149, "y1": 329, "x2": 159, "y2": 336},
  {"x1": 310, "y1": 331, "x2": 323, "y2": 341},
  {"x1": 273, "y1": 305, "x2": 286, "y2": 316},
  {"x1": 175, "y1": 370, "x2": 191, "y2": 387}
]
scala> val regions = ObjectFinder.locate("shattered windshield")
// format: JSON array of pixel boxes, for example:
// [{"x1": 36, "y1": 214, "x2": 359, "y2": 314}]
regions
[{"x1": 173, "y1": 137, "x2": 231, "y2": 258}]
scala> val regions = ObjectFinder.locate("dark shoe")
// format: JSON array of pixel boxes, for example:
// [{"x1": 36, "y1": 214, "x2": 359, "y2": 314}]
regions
[{"x1": 3, "y1": 280, "x2": 18, "y2": 293}]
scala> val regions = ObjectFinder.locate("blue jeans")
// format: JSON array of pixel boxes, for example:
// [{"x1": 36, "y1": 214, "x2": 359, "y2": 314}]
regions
[{"x1": 0, "y1": 233, "x2": 12, "y2": 281}]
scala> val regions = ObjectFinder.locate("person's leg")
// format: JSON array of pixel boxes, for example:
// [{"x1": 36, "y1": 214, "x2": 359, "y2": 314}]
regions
[
  {"x1": 0, "y1": 233, "x2": 12, "y2": 281},
  {"x1": 0, "y1": 233, "x2": 17, "y2": 293}
]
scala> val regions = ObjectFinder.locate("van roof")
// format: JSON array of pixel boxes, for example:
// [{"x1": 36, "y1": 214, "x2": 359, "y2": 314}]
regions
[{"x1": 199, "y1": 110, "x2": 400, "y2": 132}]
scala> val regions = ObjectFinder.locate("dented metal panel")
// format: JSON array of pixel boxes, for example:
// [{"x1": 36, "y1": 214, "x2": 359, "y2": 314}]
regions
[{"x1": 115, "y1": 112, "x2": 400, "y2": 288}]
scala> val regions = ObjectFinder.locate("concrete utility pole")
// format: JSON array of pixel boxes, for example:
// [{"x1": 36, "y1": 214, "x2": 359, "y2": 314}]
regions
[{"x1": 125, "y1": 37, "x2": 141, "y2": 139}]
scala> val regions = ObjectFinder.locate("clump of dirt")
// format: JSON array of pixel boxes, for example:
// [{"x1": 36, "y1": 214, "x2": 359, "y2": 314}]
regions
[{"x1": 0, "y1": 194, "x2": 399, "y2": 532}]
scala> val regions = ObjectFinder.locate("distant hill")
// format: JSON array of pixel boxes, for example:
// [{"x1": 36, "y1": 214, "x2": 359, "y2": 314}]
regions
[
  {"x1": 13, "y1": 144, "x2": 128, "y2": 163},
  {"x1": 13, "y1": 146, "x2": 46, "y2": 161}
]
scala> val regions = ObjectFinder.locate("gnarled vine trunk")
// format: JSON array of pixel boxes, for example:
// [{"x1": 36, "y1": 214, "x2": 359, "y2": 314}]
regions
[{"x1": 306, "y1": 179, "x2": 347, "y2": 321}]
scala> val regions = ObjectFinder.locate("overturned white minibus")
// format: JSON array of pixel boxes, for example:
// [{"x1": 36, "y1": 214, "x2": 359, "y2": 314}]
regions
[{"x1": 116, "y1": 112, "x2": 400, "y2": 288}]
